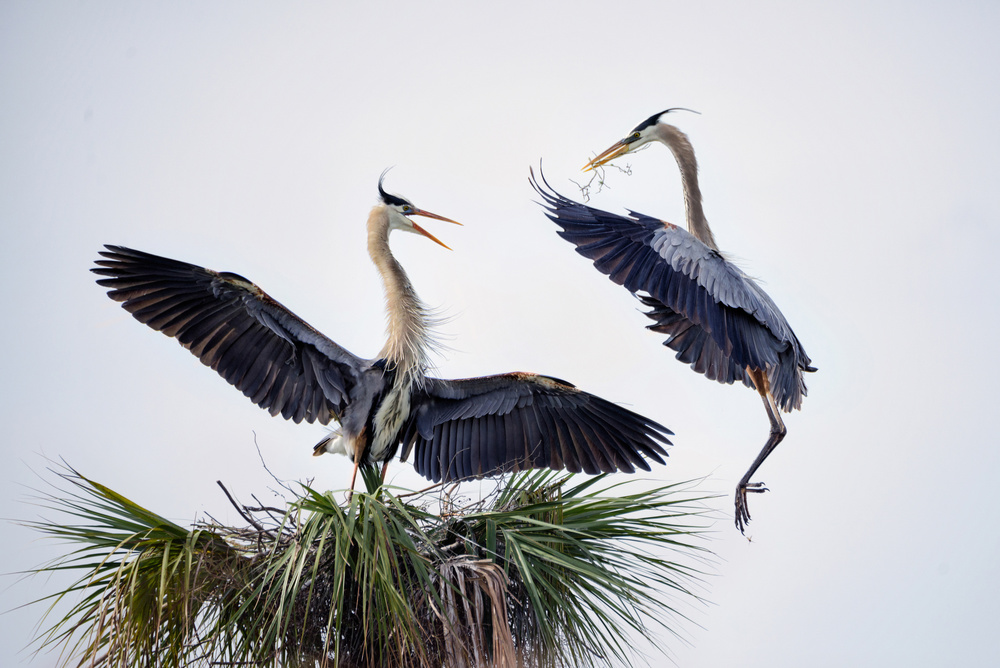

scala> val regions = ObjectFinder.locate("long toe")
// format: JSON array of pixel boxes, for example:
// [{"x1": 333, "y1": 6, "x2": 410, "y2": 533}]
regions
[{"x1": 735, "y1": 487, "x2": 752, "y2": 533}]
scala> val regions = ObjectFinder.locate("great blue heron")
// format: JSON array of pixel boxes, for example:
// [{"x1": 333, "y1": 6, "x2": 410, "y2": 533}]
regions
[
  {"x1": 93, "y1": 173, "x2": 672, "y2": 492},
  {"x1": 530, "y1": 109, "x2": 815, "y2": 532}
]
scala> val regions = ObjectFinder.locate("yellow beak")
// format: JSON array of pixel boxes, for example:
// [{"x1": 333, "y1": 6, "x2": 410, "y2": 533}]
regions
[
  {"x1": 583, "y1": 139, "x2": 633, "y2": 172},
  {"x1": 409, "y1": 209, "x2": 463, "y2": 250}
]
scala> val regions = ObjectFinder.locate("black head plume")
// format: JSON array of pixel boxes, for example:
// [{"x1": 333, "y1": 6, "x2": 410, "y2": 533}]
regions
[
  {"x1": 631, "y1": 107, "x2": 702, "y2": 134},
  {"x1": 378, "y1": 168, "x2": 411, "y2": 208}
]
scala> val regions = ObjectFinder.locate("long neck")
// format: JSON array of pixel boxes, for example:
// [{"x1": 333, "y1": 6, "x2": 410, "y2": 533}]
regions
[
  {"x1": 657, "y1": 124, "x2": 719, "y2": 251},
  {"x1": 367, "y1": 206, "x2": 431, "y2": 383}
]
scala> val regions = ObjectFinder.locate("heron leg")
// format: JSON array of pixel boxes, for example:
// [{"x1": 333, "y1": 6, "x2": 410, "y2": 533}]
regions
[
  {"x1": 380, "y1": 458, "x2": 391, "y2": 481},
  {"x1": 347, "y1": 445, "x2": 363, "y2": 502},
  {"x1": 735, "y1": 370, "x2": 787, "y2": 533}
]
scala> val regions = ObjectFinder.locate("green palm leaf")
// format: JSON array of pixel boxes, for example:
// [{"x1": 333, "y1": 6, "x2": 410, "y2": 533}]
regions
[{"x1": 23, "y1": 464, "x2": 715, "y2": 667}]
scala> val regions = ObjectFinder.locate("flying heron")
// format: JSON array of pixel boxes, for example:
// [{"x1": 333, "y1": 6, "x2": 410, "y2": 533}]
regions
[
  {"x1": 531, "y1": 110, "x2": 815, "y2": 532},
  {"x1": 93, "y1": 172, "x2": 672, "y2": 491}
]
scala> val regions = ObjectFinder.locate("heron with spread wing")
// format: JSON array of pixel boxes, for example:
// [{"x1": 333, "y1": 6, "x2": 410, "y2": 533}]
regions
[
  {"x1": 94, "y1": 173, "x2": 672, "y2": 491},
  {"x1": 531, "y1": 110, "x2": 815, "y2": 532}
]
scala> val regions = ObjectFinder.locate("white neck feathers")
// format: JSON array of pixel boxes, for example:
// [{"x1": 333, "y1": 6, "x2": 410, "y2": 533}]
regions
[{"x1": 367, "y1": 205, "x2": 434, "y2": 384}]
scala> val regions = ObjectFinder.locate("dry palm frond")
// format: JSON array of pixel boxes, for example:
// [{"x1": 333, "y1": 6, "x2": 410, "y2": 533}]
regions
[{"x1": 23, "y1": 464, "x2": 715, "y2": 667}]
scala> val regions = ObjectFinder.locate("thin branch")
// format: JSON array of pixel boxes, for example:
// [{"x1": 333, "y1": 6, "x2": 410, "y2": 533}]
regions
[
  {"x1": 244, "y1": 499, "x2": 286, "y2": 515},
  {"x1": 215, "y1": 481, "x2": 265, "y2": 533},
  {"x1": 26, "y1": 464, "x2": 715, "y2": 668},
  {"x1": 396, "y1": 480, "x2": 446, "y2": 499},
  {"x1": 251, "y1": 430, "x2": 297, "y2": 496},
  {"x1": 572, "y1": 152, "x2": 643, "y2": 201}
]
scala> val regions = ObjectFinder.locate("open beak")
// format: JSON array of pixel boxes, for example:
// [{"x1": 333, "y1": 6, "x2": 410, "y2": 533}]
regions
[
  {"x1": 409, "y1": 209, "x2": 463, "y2": 250},
  {"x1": 583, "y1": 139, "x2": 633, "y2": 172}
]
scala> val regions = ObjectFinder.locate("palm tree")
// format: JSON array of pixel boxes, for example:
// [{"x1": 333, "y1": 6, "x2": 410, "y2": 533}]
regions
[{"x1": 25, "y1": 464, "x2": 714, "y2": 667}]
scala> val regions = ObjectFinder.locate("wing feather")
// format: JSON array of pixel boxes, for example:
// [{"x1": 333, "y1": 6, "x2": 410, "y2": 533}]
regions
[
  {"x1": 581, "y1": 409, "x2": 641, "y2": 473},
  {"x1": 93, "y1": 245, "x2": 365, "y2": 424},
  {"x1": 531, "y1": 169, "x2": 814, "y2": 411},
  {"x1": 561, "y1": 407, "x2": 609, "y2": 474},
  {"x1": 403, "y1": 373, "x2": 671, "y2": 483}
]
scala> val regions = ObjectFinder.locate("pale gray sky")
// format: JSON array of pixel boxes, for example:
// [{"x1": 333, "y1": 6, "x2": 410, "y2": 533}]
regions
[{"x1": 3, "y1": 2, "x2": 999, "y2": 666}]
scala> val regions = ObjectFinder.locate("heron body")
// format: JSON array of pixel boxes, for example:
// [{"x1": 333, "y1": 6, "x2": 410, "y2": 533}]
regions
[
  {"x1": 532, "y1": 109, "x2": 814, "y2": 531},
  {"x1": 93, "y1": 174, "x2": 672, "y2": 490}
]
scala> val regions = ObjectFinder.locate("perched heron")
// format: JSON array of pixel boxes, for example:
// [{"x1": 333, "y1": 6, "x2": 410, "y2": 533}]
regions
[
  {"x1": 531, "y1": 109, "x2": 815, "y2": 532},
  {"x1": 93, "y1": 173, "x2": 672, "y2": 491}
]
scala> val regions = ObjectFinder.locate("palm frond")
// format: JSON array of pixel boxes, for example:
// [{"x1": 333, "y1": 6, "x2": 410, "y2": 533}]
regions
[{"x1": 23, "y1": 464, "x2": 716, "y2": 667}]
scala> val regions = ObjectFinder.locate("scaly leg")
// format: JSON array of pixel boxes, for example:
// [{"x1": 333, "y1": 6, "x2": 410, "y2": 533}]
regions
[
  {"x1": 347, "y1": 444, "x2": 363, "y2": 502},
  {"x1": 735, "y1": 369, "x2": 787, "y2": 533}
]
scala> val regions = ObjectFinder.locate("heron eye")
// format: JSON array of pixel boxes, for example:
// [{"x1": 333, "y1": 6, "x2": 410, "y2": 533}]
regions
[
  {"x1": 631, "y1": 132, "x2": 641, "y2": 139},
  {"x1": 402, "y1": 205, "x2": 411, "y2": 212}
]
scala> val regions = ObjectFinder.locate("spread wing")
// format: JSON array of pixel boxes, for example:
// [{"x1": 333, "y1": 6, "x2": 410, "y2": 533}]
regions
[
  {"x1": 531, "y1": 169, "x2": 813, "y2": 412},
  {"x1": 400, "y1": 373, "x2": 672, "y2": 483},
  {"x1": 93, "y1": 245, "x2": 366, "y2": 424}
]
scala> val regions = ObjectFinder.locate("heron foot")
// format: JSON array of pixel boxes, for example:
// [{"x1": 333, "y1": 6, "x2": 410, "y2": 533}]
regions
[{"x1": 734, "y1": 481, "x2": 769, "y2": 534}]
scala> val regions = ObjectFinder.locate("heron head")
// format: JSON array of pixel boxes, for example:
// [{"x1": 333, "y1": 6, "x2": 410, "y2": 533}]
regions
[
  {"x1": 377, "y1": 170, "x2": 462, "y2": 249},
  {"x1": 583, "y1": 108, "x2": 699, "y2": 171}
]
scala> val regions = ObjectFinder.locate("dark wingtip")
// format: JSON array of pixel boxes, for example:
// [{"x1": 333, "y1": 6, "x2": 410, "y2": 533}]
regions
[
  {"x1": 527, "y1": 160, "x2": 544, "y2": 193},
  {"x1": 527, "y1": 161, "x2": 562, "y2": 204}
]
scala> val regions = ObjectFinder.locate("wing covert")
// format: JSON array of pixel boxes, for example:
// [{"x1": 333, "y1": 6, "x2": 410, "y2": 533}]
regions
[
  {"x1": 93, "y1": 245, "x2": 366, "y2": 424},
  {"x1": 399, "y1": 373, "x2": 672, "y2": 483},
  {"x1": 530, "y1": 169, "x2": 813, "y2": 410}
]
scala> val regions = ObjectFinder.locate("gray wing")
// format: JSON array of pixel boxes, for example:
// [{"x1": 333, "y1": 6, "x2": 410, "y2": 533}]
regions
[
  {"x1": 400, "y1": 373, "x2": 672, "y2": 483},
  {"x1": 93, "y1": 245, "x2": 366, "y2": 424},
  {"x1": 531, "y1": 169, "x2": 814, "y2": 412}
]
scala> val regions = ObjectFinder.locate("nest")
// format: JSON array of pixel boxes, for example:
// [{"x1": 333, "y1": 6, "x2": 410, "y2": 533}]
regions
[{"x1": 27, "y1": 465, "x2": 713, "y2": 668}]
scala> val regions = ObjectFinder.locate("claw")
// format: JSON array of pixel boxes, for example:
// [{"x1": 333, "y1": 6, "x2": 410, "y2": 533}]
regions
[
  {"x1": 734, "y1": 482, "x2": 768, "y2": 534},
  {"x1": 733, "y1": 376, "x2": 788, "y2": 533}
]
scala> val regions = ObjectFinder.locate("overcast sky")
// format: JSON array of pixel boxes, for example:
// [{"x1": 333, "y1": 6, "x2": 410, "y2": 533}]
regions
[{"x1": 3, "y1": 2, "x2": 999, "y2": 666}]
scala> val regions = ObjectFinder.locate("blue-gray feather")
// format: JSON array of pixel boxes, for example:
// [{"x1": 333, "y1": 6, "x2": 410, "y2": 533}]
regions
[
  {"x1": 95, "y1": 244, "x2": 674, "y2": 485},
  {"x1": 401, "y1": 373, "x2": 671, "y2": 482},
  {"x1": 530, "y1": 171, "x2": 814, "y2": 413},
  {"x1": 93, "y1": 245, "x2": 364, "y2": 424}
]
